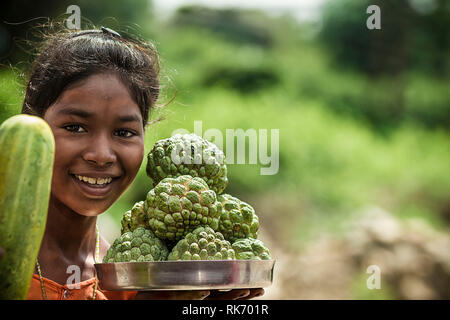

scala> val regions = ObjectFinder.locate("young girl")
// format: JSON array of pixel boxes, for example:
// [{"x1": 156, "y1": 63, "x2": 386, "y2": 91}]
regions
[{"x1": 21, "y1": 27, "x2": 263, "y2": 300}]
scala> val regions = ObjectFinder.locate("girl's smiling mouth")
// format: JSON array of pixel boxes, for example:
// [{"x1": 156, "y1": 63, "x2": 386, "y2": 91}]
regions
[
  {"x1": 74, "y1": 175, "x2": 113, "y2": 185},
  {"x1": 69, "y1": 172, "x2": 121, "y2": 198}
]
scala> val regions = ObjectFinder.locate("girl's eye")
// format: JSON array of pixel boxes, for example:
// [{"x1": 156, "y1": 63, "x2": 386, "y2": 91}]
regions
[
  {"x1": 64, "y1": 124, "x2": 86, "y2": 133},
  {"x1": 63, "y1": 125, "x2": 135, "y2": 137},
  {"x1": 115, "y1": 129, "x2": 136, "y2": 138}
]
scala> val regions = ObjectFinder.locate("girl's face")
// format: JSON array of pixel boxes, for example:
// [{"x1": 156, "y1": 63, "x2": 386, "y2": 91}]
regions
[{"x1": 44, "y1": 72, "x2": 145, "y2": 216}]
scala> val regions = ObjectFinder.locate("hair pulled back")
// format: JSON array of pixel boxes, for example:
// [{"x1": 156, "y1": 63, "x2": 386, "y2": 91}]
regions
[{"x1": 22, "y1": 27, "x2": 160, "y2": 127}]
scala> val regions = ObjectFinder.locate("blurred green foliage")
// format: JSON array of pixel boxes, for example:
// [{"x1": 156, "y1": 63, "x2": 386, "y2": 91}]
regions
[
  {"x1": 172, "y1": 6, "x2": 274, "y2": 48},
  {"x1": 0, "y1": 69, "x2": 23, "y2": 120},
  {"x1": 351, "y1": 271, "x2": 397, "y2": 300},
  {"x1": 319, "y1": 0, "x2": 450, "y2": 128},
  {"x1": 320, "y1": 0, "x2": 449, "y2": 77}
]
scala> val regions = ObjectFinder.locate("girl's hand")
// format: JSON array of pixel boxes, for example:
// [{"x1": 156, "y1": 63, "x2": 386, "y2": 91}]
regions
[
  {"x1": 134, "y1": 290, "x2": 210, "y2": 300},
  {"x1": 134, "y1": 288, "x2": 264, "y2": 300},
  {"x1": 206, "y1": 288, "x2": 264, "y2": 300}
]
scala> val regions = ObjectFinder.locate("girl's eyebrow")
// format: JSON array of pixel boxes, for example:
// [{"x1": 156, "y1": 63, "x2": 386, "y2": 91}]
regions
[
  {"x1": 57, "y1": 107, "x2": 93, "y2": 119},
  {"x1": 57, "y1": 106, "x2": 141, "y2": 123},
  {"x1": 118, "y1": 113, "x2": 141, "y2": 123}
]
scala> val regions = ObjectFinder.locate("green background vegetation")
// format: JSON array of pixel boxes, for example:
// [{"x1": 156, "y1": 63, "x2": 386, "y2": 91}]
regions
[{"x1": 1, "y1": 0, "x2": 449, "y2": 299}]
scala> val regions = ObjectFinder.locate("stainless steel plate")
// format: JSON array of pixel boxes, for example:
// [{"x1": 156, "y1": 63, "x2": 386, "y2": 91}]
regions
[{"x1": 95, "y1": 260, "x2": 275, "y2": 291}]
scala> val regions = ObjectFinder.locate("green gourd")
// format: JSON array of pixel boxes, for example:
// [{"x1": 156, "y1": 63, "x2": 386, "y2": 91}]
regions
[{"x1": 0, "y1": 115, "x2": 55, "y2": 299}]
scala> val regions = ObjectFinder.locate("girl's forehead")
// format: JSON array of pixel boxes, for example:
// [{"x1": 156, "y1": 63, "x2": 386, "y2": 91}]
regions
[
  {"x1": 63, "y1": 73, "x2": 131, "y2": 98},
  {"x1": 47, "y1": 73, "x2": 141, "y2": 121}
]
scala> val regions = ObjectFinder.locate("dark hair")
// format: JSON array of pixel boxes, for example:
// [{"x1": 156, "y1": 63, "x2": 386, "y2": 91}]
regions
[{"x1": 21, "y1": 27, "x2": 160, "y2": 128}]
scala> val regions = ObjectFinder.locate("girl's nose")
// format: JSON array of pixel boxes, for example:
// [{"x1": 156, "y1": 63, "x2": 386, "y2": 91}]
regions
[{"x1": 82, "y1": 134, "x2": 117, "y2": 167}]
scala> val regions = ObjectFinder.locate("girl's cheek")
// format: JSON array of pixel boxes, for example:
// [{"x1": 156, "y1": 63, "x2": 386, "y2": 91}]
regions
[
  {"x1": 132, "y1": 145, "x2": 145, "y2": 170},
  {"x1": 52, "y1": 138, "x2": 83, "y2": 187},
  {"x1": 121, "y1": 145, "x2": 144, "y2": 182},
  {"x1": 54, "y1": 139, "x2": 77, "y2": 166},
  {"x1": 122, "y1": 137, "x2": 144, "y2": 163}
]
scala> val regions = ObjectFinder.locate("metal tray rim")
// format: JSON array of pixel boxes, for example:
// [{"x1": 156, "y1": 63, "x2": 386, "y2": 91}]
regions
[
  {"x1": 95, "y1": 259, "x2": 276, "y2": 265},
  {"x1": 94, "y1": 259, "x2": 276, "y2": 291}
]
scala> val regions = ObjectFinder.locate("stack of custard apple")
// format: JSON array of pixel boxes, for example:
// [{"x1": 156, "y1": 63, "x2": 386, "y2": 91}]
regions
[{"x1": 103, "y1": 133, "x2": 271, "y2": 263}]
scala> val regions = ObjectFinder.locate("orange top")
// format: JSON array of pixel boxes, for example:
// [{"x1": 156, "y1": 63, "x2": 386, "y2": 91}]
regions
[{"x1": 27, "y1": 274, "x2": 138, "y2": 300}]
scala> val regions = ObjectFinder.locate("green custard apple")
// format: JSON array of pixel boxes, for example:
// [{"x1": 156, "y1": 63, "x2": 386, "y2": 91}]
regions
[
  {"x1": 168, "y1": 226, "x2": 236, "y2": 261},
  {"x1": 145, "y1": 175, "x2": 222, "y2": 241},
  {"x1": 120, "y1": 201, "x2": 147, "y2": 234},
  {"x1": 146, "y1": 133, "x2": 228, "y2": 194},
  {"x1": 232, "y1": 238, "x2": 271, "y2": 260},
  {"x1": 217, "y1": 194, "x2": 259, "y2": 242},
  {"x1": 103, "y1": 227, "x2": 169, "y2": 263}
]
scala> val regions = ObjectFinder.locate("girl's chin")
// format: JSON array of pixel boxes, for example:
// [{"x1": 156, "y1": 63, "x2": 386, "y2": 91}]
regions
[
  {"x1": 50, "y1": 196, "x2": 112, "y2": 217},
  {"x1": 73, "y1": 209, "x2": 107, "y2": 217},
  {"x1": 68, "y1": 198, "x2": 116, "y2": 217}
]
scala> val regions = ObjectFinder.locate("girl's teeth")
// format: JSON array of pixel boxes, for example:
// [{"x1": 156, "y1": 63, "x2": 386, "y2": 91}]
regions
[{"x1": 75, "y1": 175, "x2": 113, "y2": 185}]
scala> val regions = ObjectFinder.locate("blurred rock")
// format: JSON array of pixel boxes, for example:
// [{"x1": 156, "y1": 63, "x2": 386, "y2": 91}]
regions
[
  {"x1": 352, "y1": 207, "x2": 403, "y2": 244},
  {"x1": 399, "y1": 275, "x2": 436, "y2": 300},
  {"x1": 346, "y1": 206, "x2": 450, "y2": 299},
  {"x1": 263, "y1": 206, "x2": 450, "y2": 299}
]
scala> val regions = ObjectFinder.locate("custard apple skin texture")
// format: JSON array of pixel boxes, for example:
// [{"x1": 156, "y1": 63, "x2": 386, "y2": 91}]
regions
[
  {"x1": 146, "y1": 133, "x2": 228, "y2": 194},
  {"x1": 168, "y1": 226, "x2": 236, "y2": 261},
  {"x1": 232, "y1": 238, "x2": 271, "y2": 260},
  {"x1": 218, "y1": 194, "x2": 259, "y2": 242},
  {"x1": 145, "y1": 175, "x2": 222, "y2": 241},
  {"x1": 103, "y1": 227, "x2": 169, "y2": 263},
  {"x1": 121, "y1": 201, "x2": 147, "y2": 234}
]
